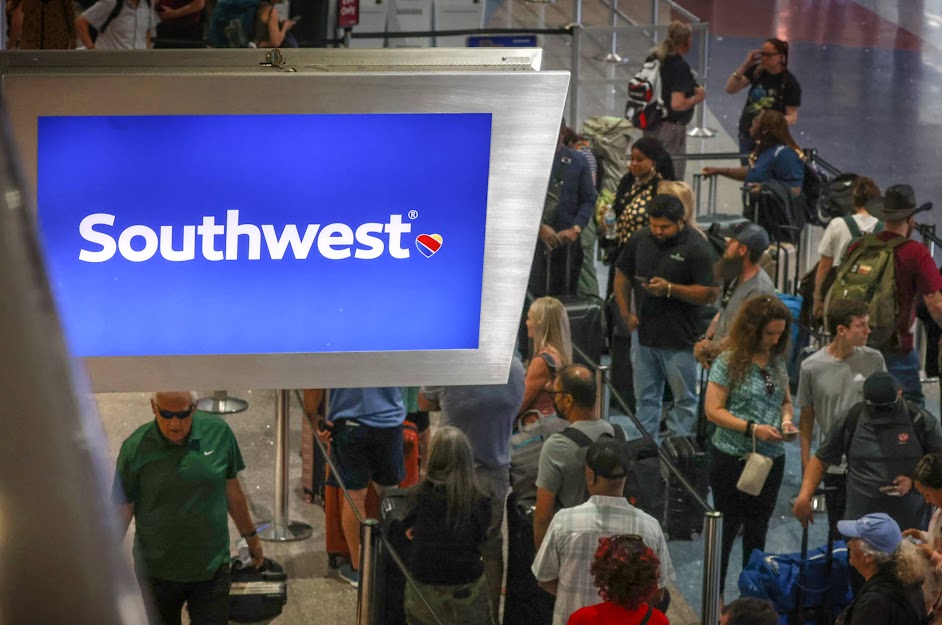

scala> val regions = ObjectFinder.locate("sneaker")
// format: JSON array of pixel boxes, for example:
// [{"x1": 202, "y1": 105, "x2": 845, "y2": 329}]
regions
[{"x1": 338, "y1": 563, "x2": 360, "y2": 588}]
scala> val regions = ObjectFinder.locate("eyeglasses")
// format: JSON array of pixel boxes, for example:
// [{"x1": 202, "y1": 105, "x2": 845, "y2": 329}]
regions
[
  {"x1": 759, "y1": 52, "x2": 779, "y2": 58},
  {"x1": 758, "y1": 369, "x2": 775, "y2": 396},
  {"x1": 546, "y1": 390, "x2": 570, "y2": 398},
  {"x1": 156, "y1": 404, "x2": 195, "y2": 419}
]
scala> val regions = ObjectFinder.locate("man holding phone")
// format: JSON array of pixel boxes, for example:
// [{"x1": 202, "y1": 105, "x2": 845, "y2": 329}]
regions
[{"x1": 794, "y1": 372, "x2": 942, "y2": 535}]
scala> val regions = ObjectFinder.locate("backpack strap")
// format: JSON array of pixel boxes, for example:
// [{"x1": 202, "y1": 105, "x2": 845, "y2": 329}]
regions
[
  {"x1": 537, "y1": 352, "x2": 559, "y2": 376},
  {"x1": 872, "y1": 220, "x2": 885, "y2": 234},
  {"x1": 560, "y1": 427, "x2": 594, "y2": 448},
  {"x1": 841, "y1": 403, "x2": 865, "y2": 460},
  {"x1": 610, "y1": 423, "x2": 627, "y2": 442},
  {"x1": 638, "y1": 605, "x2": 654, "y2": 625},
  {"x1": 99, "y1": 0, "x2": 125, "y2": 36},
  {"x1": 843, "y1": 215, "x2": 862, "y2": 240}
]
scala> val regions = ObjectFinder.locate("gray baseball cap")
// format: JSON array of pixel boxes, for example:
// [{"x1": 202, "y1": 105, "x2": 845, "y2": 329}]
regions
[{"x1": 733, "y1": 223, "x2": 771, "y2": 256}]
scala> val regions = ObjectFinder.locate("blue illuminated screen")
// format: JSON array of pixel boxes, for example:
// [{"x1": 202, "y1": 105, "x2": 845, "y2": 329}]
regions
[{"x1": 37, "y1": 114, "x2": 492, "y2": 357}]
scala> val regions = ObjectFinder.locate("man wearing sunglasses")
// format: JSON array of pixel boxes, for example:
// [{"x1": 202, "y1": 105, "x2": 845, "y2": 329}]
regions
[
  {"x1": 113, "y1": 391, "x2": 262, "y2": 625},
  {"x1": 794, "y1": 372, "x2": 942, "y2": 537}
]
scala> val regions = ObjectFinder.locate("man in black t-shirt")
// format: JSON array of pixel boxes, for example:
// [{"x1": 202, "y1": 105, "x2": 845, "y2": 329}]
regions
[
  {"x1": 613, "y1": 194, "x2": 718, "y2": 442},
  {"x1": 643, "y1": 21, "x2": 705, "y2": 180}
]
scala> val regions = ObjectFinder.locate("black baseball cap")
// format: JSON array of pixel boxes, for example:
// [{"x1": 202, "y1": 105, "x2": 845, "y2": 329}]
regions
[{"x1": 586, "y1": 439, "x2": 630, "y2": 479}]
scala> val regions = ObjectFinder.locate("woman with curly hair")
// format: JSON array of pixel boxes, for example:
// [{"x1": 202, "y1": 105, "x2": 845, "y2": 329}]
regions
[
  {"x1": 705, "y1": 295, "x2": 800, "y2": 598},
  {"x1": 904, "y1": 453, "x2": 942, "y2": 623},
  {"x1": 566, "y1": 534, "x2": 668, "y2": 625}
]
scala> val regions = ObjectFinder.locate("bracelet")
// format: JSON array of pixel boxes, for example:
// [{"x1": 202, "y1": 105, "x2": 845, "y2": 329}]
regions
[
  {"x1": 242, "y1": 529, "x2": 257, "y2": 539},
  {"x1": 744, "y1": 420, "x2": 756, "y2": 439},
  {"x1": 667, "y1": 282, "x2": 672, "y2": 298}
]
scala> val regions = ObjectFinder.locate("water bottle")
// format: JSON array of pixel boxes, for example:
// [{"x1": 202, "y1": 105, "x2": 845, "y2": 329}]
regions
[
  {"x1": 603, "y1": 206, "x2": 617, "y2": 240},
  {"x1": 237, "y1": 538, "x2": 252, "y2": 566}
]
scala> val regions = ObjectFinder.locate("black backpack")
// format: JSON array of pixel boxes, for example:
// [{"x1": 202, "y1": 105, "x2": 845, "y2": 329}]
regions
[
  {"x1": 841, "y1": 401, "x2": 930, "y2": 459},
  {"x1": 799, "y1": 158, "x2": 826, "y2": 226},
  {"x1": 816, "y1": 173, "x2": 860, "y2": 224}
]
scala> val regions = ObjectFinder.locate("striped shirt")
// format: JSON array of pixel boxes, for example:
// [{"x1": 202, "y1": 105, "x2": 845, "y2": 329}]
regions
[{"x1": 531, "y1": 495, "x2": 674, "y2": 625}]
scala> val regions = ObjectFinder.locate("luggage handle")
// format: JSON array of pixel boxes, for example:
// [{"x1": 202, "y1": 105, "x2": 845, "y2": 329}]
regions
[{"x1": 542, "y1": 239, "x2": 576, "y2": 295}]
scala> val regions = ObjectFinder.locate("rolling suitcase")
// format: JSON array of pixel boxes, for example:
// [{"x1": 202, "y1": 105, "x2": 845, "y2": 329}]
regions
[
  {"x1": 371, "y1": 487, "x2": 412, "y2": 625},
  {"x1": 661, "y1": 435, "x2": 710, "y2": 540},
  {"x1": 301, "y1": 414, "x2": 327, "y2": 504},
  {"x1": 503, "y1": 492, "x2": 554, "y2": 625},
  {"x1": 229, "y1": 558, "x2": 288, "y2": 623}
]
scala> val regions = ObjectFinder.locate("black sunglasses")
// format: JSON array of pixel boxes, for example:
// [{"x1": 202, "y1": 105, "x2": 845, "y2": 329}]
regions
[
  {"x1": 758, "y1": 369, "x2": 775, "y2": 396},
  {"x1": 156, "y1": 404, "x2": 195, "y2": 419}
]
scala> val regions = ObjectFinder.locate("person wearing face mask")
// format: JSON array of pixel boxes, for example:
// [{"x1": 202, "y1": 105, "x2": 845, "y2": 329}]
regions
[
  {"x1": 532, "y1": 365, "x2": 616, "y2": 550},
  {"x1": 794, "y1": 372, "x2": 942, "y2": 541},
  {"x1": 694, "y1": 223, "x2": 775, "y2": 368},
  {"x1": 614, "y1": 194, "x2": 719, "y2": 443},
  {"x1": 839, "y1": 185, "x2": 942, "y2": 406},
  {"x1": 725, "y1": 37, "x2": 802, "y2": 156}
]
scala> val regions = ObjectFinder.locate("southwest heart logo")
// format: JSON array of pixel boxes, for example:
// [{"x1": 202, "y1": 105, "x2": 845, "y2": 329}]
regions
[{"x1": 415, "y1": 234, "x2": 443, "y2": 258}]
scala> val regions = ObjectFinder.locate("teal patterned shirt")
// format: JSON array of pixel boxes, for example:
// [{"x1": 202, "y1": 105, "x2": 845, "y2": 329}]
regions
[{"x1": 709, "y1": 351, "x2": 787, "y2": 459}]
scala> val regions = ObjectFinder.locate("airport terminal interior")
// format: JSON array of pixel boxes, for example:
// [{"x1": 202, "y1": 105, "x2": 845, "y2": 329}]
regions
[{"x1": 9, "y1": 0, "x2": 942, "y2": 624}]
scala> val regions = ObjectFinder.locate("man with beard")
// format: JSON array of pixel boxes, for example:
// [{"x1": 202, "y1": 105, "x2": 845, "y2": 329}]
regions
[
  {"x1": 694, "y1": 222, "x2": 774, "y2": 368},
  {"x1": 614, "y1": 194, "x2": 719, "y2": 442}
]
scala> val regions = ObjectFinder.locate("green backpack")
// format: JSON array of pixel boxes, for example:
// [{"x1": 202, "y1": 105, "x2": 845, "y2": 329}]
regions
[{"x1": 825, "y1": 234, "x2": 909, "y2": 351}]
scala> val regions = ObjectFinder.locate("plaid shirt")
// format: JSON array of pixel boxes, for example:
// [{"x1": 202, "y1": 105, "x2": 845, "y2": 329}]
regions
[{"x1": 531, "y1": 495, "x2": 675, "y2": 625}]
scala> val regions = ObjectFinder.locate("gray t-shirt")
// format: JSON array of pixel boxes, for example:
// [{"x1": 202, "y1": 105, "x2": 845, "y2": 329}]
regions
[
  {"x1": 535, "y1": 419, "x2": 615, "y2": 509},
  {"x1": 817, "y1": 404, "x2": 942, "y2": 531},
  {"x1": 798, "y1": 346, "x2": 886, "y2": 433},
  {"x1": 421, "y1": 357, "x2": 526, "y2": 470},
  {"x1": 714, "y1": 268, "x2": 776, "y2": 340},
  {"x1": 83, "y1": 0, "x2": 157, "y2": 50}
]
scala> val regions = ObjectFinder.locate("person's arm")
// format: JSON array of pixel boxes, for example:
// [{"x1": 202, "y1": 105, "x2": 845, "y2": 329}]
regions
[
  {"x1": 704, "y1": 380, "x2": 782, "y2": 442},
  {"x1": 117, "y1": 503, "x2": 134, "y2": 538},
  {"x1": 533, "y1": 486, "x2": 556, "y2": 550},
  {"x1": 725, "y1": 51, "x2": 759, "y2": 94},
  {"x1": 670, "y1": 86, "x2": 706, "y2": 113},
  {"x1": 157, "y1": 0, "x2": 203, "y2": 18},
  {"x1": 792, "y1": 456, "x2": 827, "y2": 526},
  {"x1": 924, "y1": 291, "x2": 942, "y2": 330},
  {"x1": 302, "y1": 389, "x2": 331, "y2": 443},
  {"x1": 8, "y1": 2, "x2": 23, "y2": 49},
  {"x1": 701, "y1": 165, "x2": 748, "y2": 181},
  {"x1": 227, "y1": 477, "x2": 264, "y2": 568},
  {"x1": 644, "y1": 278, "x2": 719, "y2": 306},
  {"x1": 781, "y1": 386, "x2": 796, "y2": 432},
  {"x1": 613, "y1": 269, "x2": 639, "y2": 333},
  {"x1": 76, "y1": 14, "x2": 95, "y2": 48},
  {"x1": 538, "y1": 579, "x2": 559, "y2": 596},
  {"x1": 784, "y1": 106, "x2": 799, "y2": 125},
  {"x1": 572, "y1": 158, "x2": 597, "y2": 230},
  {"x1": 518, "y1": 357, "x2": 551, "y2": 416},
  {"x1": 799, "y1": 405, "x2": 815, "y2": 471},
  {"x1": 813, "y1": 255, "x2": 834, "y2": 317}
]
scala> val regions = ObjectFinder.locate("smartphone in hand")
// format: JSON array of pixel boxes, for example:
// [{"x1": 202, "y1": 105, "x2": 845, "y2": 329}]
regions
[
  {"x1": 879, "y1": 484, "x2": 902, "y2": 497},
  {"x1": 633, "y1": 276, "x2": 648, "y2": 285}
]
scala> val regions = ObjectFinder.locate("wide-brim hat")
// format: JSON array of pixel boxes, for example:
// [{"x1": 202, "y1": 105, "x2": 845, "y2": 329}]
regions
[{"x1": 867, "y1": 184, "x2": 932, "y2": 221}]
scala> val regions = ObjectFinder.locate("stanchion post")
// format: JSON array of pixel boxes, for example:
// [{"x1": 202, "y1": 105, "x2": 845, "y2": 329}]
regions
[
  {"x1": 688, "y1": 25, "x2": 717, "y2": 138},
  {"x1": 196, "y1": 390, "x2": 248, "y2": 414},
  {"x1": 570, "y1": 21, "x2": 582, "y2": 128},
  {"x1": 357, "y1": 519, "x2": 380, "y2": 625},
  {"x1": 259, "y1": 389, "x2": 314, "y2": 542},
  {"x1": 343, "y1": 27, "x2": 352, "y2": 47},
  {"x1": 594, "y1": 0, "x2": 628, "y2": 64},
  {"x1": 702, "y1": 511, "x2": 723, "y2": 625},
  {"x1": 596, "y1": 365, "x2": 610, "y2": 421},
  {"x1": 709, "y1": 173, "x2": 718, "y2": 215}
]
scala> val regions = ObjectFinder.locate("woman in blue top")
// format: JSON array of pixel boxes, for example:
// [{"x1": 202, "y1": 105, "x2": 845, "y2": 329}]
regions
[
  {"x1": 704, "y1": 295, "x2": 800, "y2": 599},
  {"x1": 702, "y1": 110, "x2": 805, "y2": 196}
]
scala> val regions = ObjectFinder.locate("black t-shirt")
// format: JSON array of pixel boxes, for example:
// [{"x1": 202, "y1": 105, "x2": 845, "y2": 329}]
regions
[
  {"x1": 615, "y1": 226, "x2": 716, "y2": 349},
  {"x1": 403, "y1": 482, "x2": 491, "y2": 585},
  {"x1": 737, "y1": 65, "x2": 802, "y2": 135},
  {"x1": 660, "y1": 54, "x2": 697, "y2": 125}
]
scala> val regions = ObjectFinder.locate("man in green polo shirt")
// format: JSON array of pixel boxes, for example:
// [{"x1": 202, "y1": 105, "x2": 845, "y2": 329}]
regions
[{"x1": 113, "y1": 391, "x2": 263, "y2": 625}]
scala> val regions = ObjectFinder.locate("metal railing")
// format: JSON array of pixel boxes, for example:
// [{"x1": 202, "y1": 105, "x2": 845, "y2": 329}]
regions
[
  {"x1": 574, "y1": 341, "x2": 722, "y2": 625},
  {"x1": 291, "y1": 390, "x2": 445, "y2": 625}
]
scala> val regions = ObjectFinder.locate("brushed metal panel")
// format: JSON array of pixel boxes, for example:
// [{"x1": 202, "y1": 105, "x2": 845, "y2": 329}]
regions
[{"x1": 3, "y1": 58, "x2": 569, "y2": 392}]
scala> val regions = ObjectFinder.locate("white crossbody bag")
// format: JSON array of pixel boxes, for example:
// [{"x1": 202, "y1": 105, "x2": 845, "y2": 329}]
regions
[{"x1": 736, "y1": 428, "x2": 773, "y2": 496}]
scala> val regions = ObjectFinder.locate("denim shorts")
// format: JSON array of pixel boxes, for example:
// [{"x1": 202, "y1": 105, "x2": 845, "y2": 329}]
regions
[{"x1": 327, "y1": 421, "x2": 405, "y2": 491}]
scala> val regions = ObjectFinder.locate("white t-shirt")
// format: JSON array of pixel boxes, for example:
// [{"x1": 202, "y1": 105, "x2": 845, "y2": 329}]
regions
[
  {"x1": 84, "y1": 0, "x2": 158, "y2": 50},
  {"x1": 817, "y1": 213, "x2": 880, "y2": 261}
]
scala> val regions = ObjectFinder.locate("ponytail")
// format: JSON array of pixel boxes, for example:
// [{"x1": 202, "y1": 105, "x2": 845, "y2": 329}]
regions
[
  {"x1": 852, "y1": 176, "x2": 880, "y2": 209},
  {"x1": 655, "y1": 21, "x2": 692, "y2": 60}
]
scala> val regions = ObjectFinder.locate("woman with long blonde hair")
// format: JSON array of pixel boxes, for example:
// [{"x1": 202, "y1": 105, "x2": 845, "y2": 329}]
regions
[{"x1": 519, "y1": 296, "x2": 573, "y2": 416}]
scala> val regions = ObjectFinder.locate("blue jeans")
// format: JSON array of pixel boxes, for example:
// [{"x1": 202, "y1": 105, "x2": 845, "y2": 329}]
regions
[
  {"x1": 631, "y1": 340, "x2": 698, "y2": 443},
  {"x1": 884, "y1": 349, "x2": 924, "y2": 406}
]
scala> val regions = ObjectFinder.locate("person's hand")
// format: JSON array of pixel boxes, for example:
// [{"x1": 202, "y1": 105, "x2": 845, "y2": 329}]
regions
[
  {"x1": 903, "y1": 528, "x2": 927, "y2": 542},
  {"x1": 743, "y1": 49, "x2": 761, "y2": 67},
  {"x1": 745, "y1": 182, "x2": 762, "y2": 194},
  {"x1": 693, "y1": 86, "x2": 706, "y2": 103},
  {"x1": 156, "y1": 4, "x2": 177, "y2": 19},
  {"x1": 780, "y1": 421, "x2": 799, "y2": 437},
  {"x1": 701, "y1": 167, "x2": 720, "y2": 177},
  {"x1": 644, "y1": 277, "x2": 671, "y2": 298},
  {"x1": 694, "y1": 339, "x2": 715, "y2": 369},
  {"x1": 286, "y1": 17, "x2": 298, "y2": 29},
  {"x1": 812, "y1": 300, "x2": 824, "y2": 323},
  {"x1": 315, "y1": 419, "x2": 333, "y2": 444},
  {"x1": 792, "y1": 496, "x2": 814, "y2": 528},
  {"x1": 624, "y1": 312, "x2": 639, "y2": 333},
  {"x1": 247, "y1": 534, "x2": 264, "y2": 569},
  {"x1": 893, "y1": 475, "x2": 913, "y2": 496},
  {"x1": 754, "y1": 423, "x2": 783, "y2": 443},
  {"x1": 539, "y1": 224, "x2": 558, "y2": 250},
  {"x1": 557, "y1": 227, "x2": 580, "y2": 243}
]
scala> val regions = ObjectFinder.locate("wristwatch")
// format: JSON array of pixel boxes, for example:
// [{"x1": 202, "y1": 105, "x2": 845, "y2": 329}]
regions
[{"x1": 573, "y1": 225, "x2": 582, "y2": 235}]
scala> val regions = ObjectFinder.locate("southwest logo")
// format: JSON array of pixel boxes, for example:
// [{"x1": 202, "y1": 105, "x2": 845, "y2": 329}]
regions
[{"x1": 415, "y1": 234, "x2": 443, "y2": 258}]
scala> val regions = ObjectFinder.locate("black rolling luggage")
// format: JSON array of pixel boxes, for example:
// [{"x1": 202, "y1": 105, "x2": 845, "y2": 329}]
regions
[
  {"x1": 661, "y1": 435, "x2": 710, "y2": 540},
  {"x1": 540, "y1": 244, "x2": 605, "y2": 367},
  {"x1": 229, "y1": 558, "x2": 288, "y2": 623},
  {"x1": 503, "y1": 492, "x2": 554, "y2": 625},
  {"x1": 372, "y1": 487, "x2": 412, "y2": 625}
]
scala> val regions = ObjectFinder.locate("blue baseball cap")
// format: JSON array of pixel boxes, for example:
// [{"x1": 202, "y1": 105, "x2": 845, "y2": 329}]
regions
[{"x1": 837, "y1": 513, "x2": 903, "y2": 554}]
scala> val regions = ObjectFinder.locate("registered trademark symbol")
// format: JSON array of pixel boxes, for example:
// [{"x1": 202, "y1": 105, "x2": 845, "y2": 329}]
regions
[{"x1": 408, "y1": 210, "x2": 418, "y2": 219}]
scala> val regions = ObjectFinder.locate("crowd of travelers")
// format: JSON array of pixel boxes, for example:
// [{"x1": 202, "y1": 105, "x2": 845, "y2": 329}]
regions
[{"x1": 91, "y1": 13, "x2": 942, "y2": 625}]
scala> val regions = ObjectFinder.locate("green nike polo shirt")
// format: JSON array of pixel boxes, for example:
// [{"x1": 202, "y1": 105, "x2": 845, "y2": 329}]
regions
[{"x1": 113, "y1": 412, "x2": 245, "y2": 582}]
